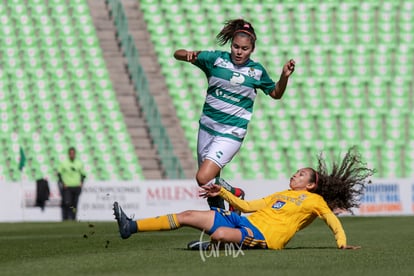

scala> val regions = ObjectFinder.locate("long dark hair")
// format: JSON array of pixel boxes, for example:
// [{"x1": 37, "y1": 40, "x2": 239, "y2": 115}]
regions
[
  {"x1": 216, "y1": 19, "x2": 257, "y2": 49},
  {"x1": 311, "y1": 146, "x2": 375, "y2": 212}
]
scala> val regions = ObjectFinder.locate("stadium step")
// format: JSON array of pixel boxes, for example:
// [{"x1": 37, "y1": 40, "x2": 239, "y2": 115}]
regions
[
  {"x1": 120, "y1": 0, "x2": 197, "y2": 178},
  {"x1": 87, "y1": 0, "x2": 164, "y2": 179}
]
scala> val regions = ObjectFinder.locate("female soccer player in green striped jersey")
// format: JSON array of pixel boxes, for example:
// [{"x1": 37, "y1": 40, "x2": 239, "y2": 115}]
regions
[
  {"x1": 173, "y1": 18, "x2": 296, "y2": 210},
  {"x1": 114, "y1": 147, "x2": 374, "y2": 250}
]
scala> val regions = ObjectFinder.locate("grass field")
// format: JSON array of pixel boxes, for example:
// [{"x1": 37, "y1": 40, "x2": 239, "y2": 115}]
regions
[{"x1": 1, "y1": 216, "x2": 413, "y2": 276}]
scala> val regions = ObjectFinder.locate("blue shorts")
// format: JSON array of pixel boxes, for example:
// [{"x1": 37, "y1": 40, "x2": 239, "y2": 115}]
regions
[{"x1": 208, "y1": 208, "x2": 267, "y2": 249}]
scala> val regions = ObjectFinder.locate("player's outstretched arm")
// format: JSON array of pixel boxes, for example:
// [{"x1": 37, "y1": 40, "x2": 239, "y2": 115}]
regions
[
  {"x1": 269, "y1": 59, "x2": 295, "y2": 99},
  {"x1": 200, "y1": 184, "x2": 268, "y2": 213},
  {"x1": 321, "y1": 212, "x2": 347, "y2": 249},
  {"x1": 174, "y1": 49, "x2": 200, "y2": 63}
]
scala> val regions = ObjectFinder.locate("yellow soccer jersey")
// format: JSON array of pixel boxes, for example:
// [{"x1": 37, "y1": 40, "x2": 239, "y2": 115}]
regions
[{"x1": 219, "y1": 188, "x2": 346, "y2": 250}]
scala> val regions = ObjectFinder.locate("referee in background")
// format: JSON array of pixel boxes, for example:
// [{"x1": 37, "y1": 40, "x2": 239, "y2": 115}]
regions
[{"x1": 57, "y1": 147, "x2": 86, "y2": 221}]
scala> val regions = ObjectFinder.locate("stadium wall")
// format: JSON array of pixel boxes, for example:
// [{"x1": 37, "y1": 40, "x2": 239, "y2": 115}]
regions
[{"x1": 1, "y1": 179, "x2": 413, "y2": 222}]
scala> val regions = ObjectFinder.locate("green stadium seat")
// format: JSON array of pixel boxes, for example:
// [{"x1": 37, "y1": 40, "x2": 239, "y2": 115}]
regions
[
  {"x1": 316, "y1": 110, "x2": 340, "y2": 147},
  {"x1": 378, "y1": 21, "x2": 396, "y2": 45},
  {"x1": 356, "y1": 140, "x2": 378, "y2": 169},
  {"x1": 0, "y1": 25, "x2": 14, "y2": 38},
  {"x1": 391, "y1": 84, "x2": 409, "y2": 110},
  {"x1": 69, "y1": 1, "x2": 90, "y2": 14},
  {"x1": 360, "y1": 108, "x2": 382, "y2": 141},
  {"x1": 400, "y1": 31, "x2": 414, "y2": 44},
  {"x1": 309, "y1": 54, "x2": 329, "y2": 77},
  {"x1": 0, "y1": 13, "x2": 13, "y2": 27},
  {"x1": 9, "y1": 3, "x2": 28, "y2": 15},
  {"x1": 340, "y1": 125, "x2": 360, "y2": 143},
  {"x1": 316, "y1": 3, "x2": 334, "y2": 45},
  {"x1": 266, "y1": 160, "x2": 290, "y2": 180},
  {"x1": 0, "y1": 3, "x2": 7, "y2": 14},
  {"x1": 357, "y1": 23, "x2": 375, "y2": 44},
  {"x1": 381, "y1": 140, "x2": 403, "y2": 177},
  {"x1": 384, "y1": 108, "x2": 407, "y2": 141},
  {"x1": 335, "y1": 19, "x2": 354, "y2": 44},
  {"x1": 373, "y1": 46, "x2": 393, "y2": 76},
  {"x1": 322, "y1": 77, "x2": 343, "y2": 109},
  {"x1": 291, "y1": 109, "x2": 317, "y2": 145},
  {"x1": 3, "y1": 58, "x2": 20, "y2": 71},
  {"x1": 329, "y1": 46, "x2": 350, "y2": 78},
  {"x1": 316, "y1": 21, "x2": 334, "y2": 45},
  {"x1": 285, "y1": 143, "x2": 312, "y2": 172}
]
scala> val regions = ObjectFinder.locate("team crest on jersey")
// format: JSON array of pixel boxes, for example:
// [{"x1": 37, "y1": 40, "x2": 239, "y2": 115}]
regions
[
  {"x1": 248, "y1": 67, "x2": 256, "y2": 77},
  {"x1": 272, "y1": 200, "x2": 286, "y2": 209},
  {"x1": 230, "y1": 72, "x2": 245, "y2": 86},
  {"x1": 215, "y1": 89, "x2": 223, "y2": 97}
]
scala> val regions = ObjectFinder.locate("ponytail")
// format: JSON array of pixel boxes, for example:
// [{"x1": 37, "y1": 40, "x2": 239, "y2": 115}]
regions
[{"x1": 216, "y1": 19, "x2": 256, "y2": 47}]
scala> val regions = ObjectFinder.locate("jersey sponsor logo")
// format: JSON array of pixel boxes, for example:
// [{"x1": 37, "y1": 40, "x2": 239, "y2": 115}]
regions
[
  {"x1": 214, "y1": 88, "x2": 241, "y2": 103},
  {"x1": 298, "y1": 194, "x2": 307, "y2": 201},
  {"x1": 215, "y1": 58, "x2": 230, "y2": 68},
  {"x1": 230, "y1": 72, "x2": 245, "y2": 86},
  {"x1": 274, "y1": 194, "x2": 307, "y2": 206},
  {"x1": 272, "y1": 200, "x2": 286, "y2": 209}
]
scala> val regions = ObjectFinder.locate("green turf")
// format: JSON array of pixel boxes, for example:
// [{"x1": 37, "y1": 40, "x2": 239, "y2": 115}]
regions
[{"x1": 0, "y1": 216, "x2": 413, "y2": 276}]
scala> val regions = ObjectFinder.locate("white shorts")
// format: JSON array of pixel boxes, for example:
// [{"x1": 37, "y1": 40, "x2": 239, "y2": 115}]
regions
[{"x1": 197, "y1": 128, "x2": 242, "y2": 168}]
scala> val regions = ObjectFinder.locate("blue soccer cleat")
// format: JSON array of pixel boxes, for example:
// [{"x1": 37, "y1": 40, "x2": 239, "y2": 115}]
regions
[{"x1": 113, "y1": 201, "x2": 132, "y2": 239}]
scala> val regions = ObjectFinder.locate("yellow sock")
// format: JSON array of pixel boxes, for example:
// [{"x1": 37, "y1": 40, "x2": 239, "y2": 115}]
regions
[{"x1": 136, "y1": 214, "x2": 180, "y2": 232}]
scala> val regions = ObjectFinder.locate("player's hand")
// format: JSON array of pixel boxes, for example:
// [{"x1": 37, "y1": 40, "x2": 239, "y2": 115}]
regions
[
  {"x1": 199, "y1": 184, "x2": 221, "y2": 198},
  {"x1": 186, "y1": 51, "x2": 200, "y2": 62},
  {"x1": 282, "y1": 59, "x2": 295, "y2": 78},
  {"x1": 340, "y1": 245, "x2": 361, "y2": 250}
]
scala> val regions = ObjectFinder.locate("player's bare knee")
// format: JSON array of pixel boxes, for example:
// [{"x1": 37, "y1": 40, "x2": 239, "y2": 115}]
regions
[
  {"x1": 195, "y1": 173, "x2": 212, "y2": 187},
  {"x1": 176, "y1": 210, "x2": 194, "y2": 224},
  {"x1": 210, "y1": 227, "x2": 227, "y2": 241}
]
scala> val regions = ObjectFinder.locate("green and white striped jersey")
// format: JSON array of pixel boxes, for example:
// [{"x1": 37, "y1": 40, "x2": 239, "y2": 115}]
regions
[{"x1": 193, "y1": 50, "x2": 276, "y2": 141}]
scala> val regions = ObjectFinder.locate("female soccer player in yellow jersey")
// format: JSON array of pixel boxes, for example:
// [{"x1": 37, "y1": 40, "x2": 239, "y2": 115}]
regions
[{"x1": 113, "y1": 147, "x2": 374, "y2": 250}]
